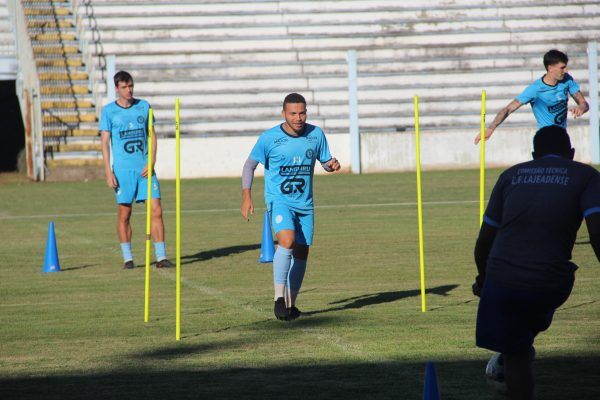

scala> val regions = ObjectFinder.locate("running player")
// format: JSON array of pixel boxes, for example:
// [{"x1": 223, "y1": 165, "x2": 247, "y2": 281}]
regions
[
  {"x1": 100, "y1": 71, "x2": 174, "y2": 270},
  {"x1": 240, "y1": 93, "x2": 341, "y2": 321},
  {"x1": 475, "y1": 49, "x2": 589, "y2": 144}
]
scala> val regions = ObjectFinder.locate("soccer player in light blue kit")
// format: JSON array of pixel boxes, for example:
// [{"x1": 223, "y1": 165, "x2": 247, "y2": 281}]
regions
[
  {"x1": 100, "y1": 71, "x2": 174, "y2": 270},
  {"x1": 241, "y1": 93, "x2": 341, "y2": 321},
  {"x1": 475, "y1": 49, "x2": 589, "y2": 144}
]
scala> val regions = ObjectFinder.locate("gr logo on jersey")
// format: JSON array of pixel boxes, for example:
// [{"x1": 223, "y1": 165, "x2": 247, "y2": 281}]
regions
[
  {"x1": 124, "y1": 140, "x2": 144, "y2": 154},
  {"x1": 137, "y1": 116, "x2": 145, "y2": 124},
  {"x1": 281, "y1": 177, "x2": 306, "y2": 194},
  {"x1": 305, "y1": 149, "x2": 314, "y2": 159}
]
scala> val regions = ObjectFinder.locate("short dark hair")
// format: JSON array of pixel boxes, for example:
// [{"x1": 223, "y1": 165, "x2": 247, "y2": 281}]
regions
[
  {"x1": 283, "y1": 93, "x2": 306, "y2": 109},
  {"x1": 543, "y1": 50, "x2": 568, "y2": 70},
  {"x1": 114, "y1": 71, "x2": 133, "y2": 87},
  {"x1": 533, "y1": 125, "x2": 572, "y2": 157}
]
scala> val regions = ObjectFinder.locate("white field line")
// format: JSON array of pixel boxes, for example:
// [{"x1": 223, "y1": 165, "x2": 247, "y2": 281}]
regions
[{"x1": 0, "y1": 200, "x2": 481, "y2": 221}]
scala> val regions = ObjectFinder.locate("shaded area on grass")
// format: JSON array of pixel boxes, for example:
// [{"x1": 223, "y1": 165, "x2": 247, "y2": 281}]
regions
[
  {"x1": 1, "y1": 356, "x2": 599, "y2": 400},
  {"x1": 181, "y1": 244, "x2": 262, "y2": 265},
  {"x1": 304, "y1": 284, "x2": 459, "y2": 316},
  {"x1": 60, "y1": 264, "x2": 97, "y2": 272}
]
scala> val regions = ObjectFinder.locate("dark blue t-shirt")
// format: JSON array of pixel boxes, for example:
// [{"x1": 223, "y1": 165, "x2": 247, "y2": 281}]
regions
[{"x1": 483, "y1": 155, "x2": 600, "y2": 289}]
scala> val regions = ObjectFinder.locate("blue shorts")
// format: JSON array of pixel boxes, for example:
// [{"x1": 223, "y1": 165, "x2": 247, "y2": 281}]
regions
[
  {"x1": 269, "y1": 203, "x2": 314, "y2": 246},
  {"x1": 476, "y1": 279, "x2": 572, "y2": 355},
  {"x1": 113, "y1": 169, "x2": 161, "y2": 204}
]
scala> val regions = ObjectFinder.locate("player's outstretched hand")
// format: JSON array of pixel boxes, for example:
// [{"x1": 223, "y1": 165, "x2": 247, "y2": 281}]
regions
[
  {"x1": 474, "y1": 128, "x2": 493, "y2": 145},
  {"x1": 241, "y1": 194, "x2": 254, "y2": 221},
  {"x1": 326, "y1": 157, "x2": 341, "y2": 172},
  {"x1": 570, "y1": 107, "x2": 585, "y2": 119}
]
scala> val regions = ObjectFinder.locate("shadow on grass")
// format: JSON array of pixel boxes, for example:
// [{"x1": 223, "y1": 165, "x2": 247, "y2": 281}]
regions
[
  {"x1": 60, "y1": 264, "x2": 97, "y2": 272},
  {"x1": 181, "y1": 244, "x2": 263, "y2": 265},
  {"x1": 304, "y1": 284, "x2": 458, "y2": 316},
  {"x1": 2, "y1": 356, "x2": 599, "y2": 400}
]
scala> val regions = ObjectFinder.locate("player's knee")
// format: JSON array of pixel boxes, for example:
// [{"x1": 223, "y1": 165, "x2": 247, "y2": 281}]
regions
[
  {"x1": 152, "y1": 204, "x2": 163, "y2": 219},
  {"x1": 278, "y1": 236, "x2": 295, "y2": 249}
]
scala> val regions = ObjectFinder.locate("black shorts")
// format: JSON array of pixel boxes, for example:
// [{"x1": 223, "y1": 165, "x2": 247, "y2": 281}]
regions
[{"x1": 476, "y1": 278, "x2": 572, "y2": 355}]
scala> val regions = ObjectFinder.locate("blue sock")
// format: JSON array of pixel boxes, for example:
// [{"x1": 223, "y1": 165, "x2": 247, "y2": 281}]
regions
[
  {"x1": 154, "y1": 242, "x2": 166, "y2": 261},
  {"x1": 288, "y1": 258, "x2": 307, "y2": 291},
  {"x1": 273, "y1": 246, "x2": 293, "y2": 287},
  {"x1": 120, "y1": 242, "x2": 132, "y2": 262}
]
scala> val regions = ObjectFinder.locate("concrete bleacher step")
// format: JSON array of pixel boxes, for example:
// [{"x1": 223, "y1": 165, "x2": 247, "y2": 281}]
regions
[
  {"x1": 101, "y1": 55, "x2": 588, "y2": 83},
  {"x1": 89, "y1": 40, "x2": 590, "y2": 68},
  {"x1": 86, "y1": 27, "x2": 600, "y2": 56}
]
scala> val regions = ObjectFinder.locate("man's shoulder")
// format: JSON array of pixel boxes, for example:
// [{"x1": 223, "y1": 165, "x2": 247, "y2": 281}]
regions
[
  {"x1": 101, "y1": 101, "x2": 117, "y2": 113},
  {"x1": 133, "y1": 98, "x2": 150, "y2": 109},
  {"x1": 562, "y1": 73, "x2": 577, "y2": 83}
]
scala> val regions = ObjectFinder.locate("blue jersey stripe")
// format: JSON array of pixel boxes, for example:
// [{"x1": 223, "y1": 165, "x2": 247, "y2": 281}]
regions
[
  {"x1": 583, "y1": 207, "x2": 600, "y2": 218},
  {"x1": 483, "y1": 215, "x2": 500, "y2": 228}
]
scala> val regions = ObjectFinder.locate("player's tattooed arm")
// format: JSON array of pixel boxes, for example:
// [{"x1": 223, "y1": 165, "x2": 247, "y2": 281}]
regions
[
  {"x1": 322, "y1": 157, "x2": 341, "y2": 172},
  {"x1": 570, "y1": 91, "x2": 589, "y2": 118},
  {"x1": 474, "y1": 99, "x2": 522, "y2": 144}
]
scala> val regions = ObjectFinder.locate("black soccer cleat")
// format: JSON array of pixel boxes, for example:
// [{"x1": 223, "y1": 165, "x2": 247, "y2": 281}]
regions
[
  {"x1": 287, "y1": 306, "x2": 301, "y2": 321},
  {"x1": 156, "y1": 259, "x2": 175, "y2": 268},
  {"x1": 274, "y1": 297, "x2": 289, "y2": 320},
  {"x1": 123, "y1": 260, "x2": 134, "y2": 270}
]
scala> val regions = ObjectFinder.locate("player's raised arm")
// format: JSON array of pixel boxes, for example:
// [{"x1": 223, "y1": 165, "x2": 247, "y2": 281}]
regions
[
  {"x1": 241, "y1": 157, "x2": 259, "y2": 220},
  {"x1": 475, "y1": 99, "x2": 523, "y2": 144}
]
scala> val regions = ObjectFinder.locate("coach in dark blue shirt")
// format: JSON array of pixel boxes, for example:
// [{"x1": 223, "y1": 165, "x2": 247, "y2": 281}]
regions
[{"x1": 473, "y1": 125, "x2": 600, "y2": 400}]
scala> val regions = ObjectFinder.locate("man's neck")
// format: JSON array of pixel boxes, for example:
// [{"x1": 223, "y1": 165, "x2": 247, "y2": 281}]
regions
[
  {"x1": 542, "y1": 74, "x2": 558, "y2": 86},
  {"x1": 116, "y1": 98, "x2": 133, "y2": 108},
  {"x1": 282, "y1": 123, "x2": 302, "y2": 137}
]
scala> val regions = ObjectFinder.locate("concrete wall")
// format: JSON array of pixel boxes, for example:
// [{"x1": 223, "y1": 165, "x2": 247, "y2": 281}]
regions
[{"x1": 155, "y1": 125, "x2": 591, "y2": 179}]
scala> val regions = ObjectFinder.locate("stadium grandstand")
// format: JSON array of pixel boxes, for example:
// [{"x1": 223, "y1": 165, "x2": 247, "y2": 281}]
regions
[{"x1": 4, "y1": 0, "x2": 600, "y2": 180}]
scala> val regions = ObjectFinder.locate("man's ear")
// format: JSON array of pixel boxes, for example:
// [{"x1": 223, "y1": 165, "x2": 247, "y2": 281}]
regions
[
  {"x1": 568, "y1": 148, "x2": 575, "y2": 160},
  {"x1": 532, "y1": 151, "x2": 538, "y2": 160}
]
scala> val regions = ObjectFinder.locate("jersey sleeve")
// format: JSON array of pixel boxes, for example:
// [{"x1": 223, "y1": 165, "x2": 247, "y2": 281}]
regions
[
  {"x1": 516, "y1": 82, "x2": 538, "y2": 105},
  {"x1": 317, "y1": 131, "x2": 332, "y2": 163},
  {"x1": 99, "y1": 106, "x2": 111, "y2": 132},
  {"x1": 249, "y1": 135, "x2": 268, "y2": 165},
  {"x1": 483, "y1": 172, "x2": 507, "y2": 228},
  {"x1": 581, "y1": 170, "x2": 600, "y2": 218}
]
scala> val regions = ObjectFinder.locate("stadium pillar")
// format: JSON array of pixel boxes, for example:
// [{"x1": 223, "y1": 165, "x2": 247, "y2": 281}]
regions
[
  {"x1": 347, "y1": 50, "x2": 361, "y2": 174},
  {"x1": 106, "y1": 55, "x2": 116, "y2": 103},
  {"x1": 588, "y1": 41, "x2": 599, "y2": 164}
]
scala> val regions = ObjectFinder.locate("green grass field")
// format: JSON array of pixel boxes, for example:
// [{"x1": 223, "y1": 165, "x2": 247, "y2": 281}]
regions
[{"x1": 1, "y1": 170, "x2": 598, "y2": 399}]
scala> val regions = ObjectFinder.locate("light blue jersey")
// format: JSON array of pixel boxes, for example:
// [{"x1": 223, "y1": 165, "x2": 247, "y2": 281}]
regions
[
  {"x1": 99, "y1": 99, "x2": 152, "y2": 171},
  {"x1": 250, "y1": 123, "x2": 332, "y2": 212},
  {"x1": 516, "y1": 74, "x2": 580, "y2": 128}
]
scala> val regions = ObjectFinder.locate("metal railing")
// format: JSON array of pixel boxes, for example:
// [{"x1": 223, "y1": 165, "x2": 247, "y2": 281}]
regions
[
  {"x1": 8, "y1": 0, "x2": 44, "y2": 181},
  {"x1": 73, "y1": 0, "x2": 105, "y2": 119}
]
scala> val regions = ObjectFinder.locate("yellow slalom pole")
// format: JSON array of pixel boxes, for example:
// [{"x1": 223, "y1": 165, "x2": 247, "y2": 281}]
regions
[
  {"x1": 144, "y1": 108, "x2": 154, "y2": 323},
  {"x1": 175, "y1": 98, "x2": 181, "y2": 341},
  {"x1": 479, "y1": 90, "x2": 486, "y2": 226},
  {"x1": 414, "y1": 95, "x2": 427, "y2": 313}
]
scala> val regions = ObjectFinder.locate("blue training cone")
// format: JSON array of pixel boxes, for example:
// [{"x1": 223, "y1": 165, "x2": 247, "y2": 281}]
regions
[
  {"x1": 423, "y1": 361, "x2": 441, "y2": 400},
  {"x1": 42, "y1": 221, "x2": 61, "y2": 273},
  {"x1": 259, "y1": 210, "x2": 275, "y2": 263}
]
